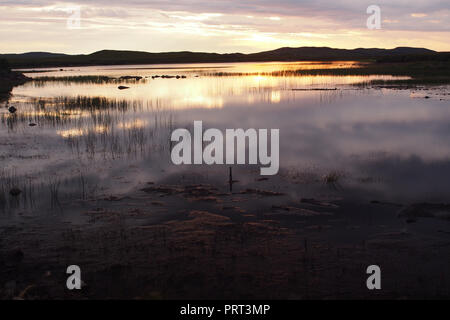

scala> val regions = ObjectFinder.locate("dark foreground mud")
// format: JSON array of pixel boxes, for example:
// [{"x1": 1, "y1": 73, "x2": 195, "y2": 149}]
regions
[{"x1": 1, "y1": 181, "x2": 450, "y2": 300}]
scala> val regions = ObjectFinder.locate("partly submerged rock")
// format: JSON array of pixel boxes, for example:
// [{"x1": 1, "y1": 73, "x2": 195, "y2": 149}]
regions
[
  {"x1": 118, "y1": 86, "x2": 130, "y2": 90},
  {"x1": 398, "y1": 203, "x2": 450, "y2": 220},
  {"x1": 8, "y1": 106, "x2": 17, "y2": 113}
]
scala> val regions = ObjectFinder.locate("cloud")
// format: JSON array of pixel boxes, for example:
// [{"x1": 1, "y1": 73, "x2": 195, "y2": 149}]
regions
[
  {"x1": 411, "y1": 13, "x2": 428, "y2": 17},
  {"x1": 0, "y1": 0, "x2": 449, "y2": 53}
]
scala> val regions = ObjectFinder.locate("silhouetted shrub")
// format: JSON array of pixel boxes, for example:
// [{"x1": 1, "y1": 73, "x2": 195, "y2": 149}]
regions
[{"x1": 0, "y1": 59, "x2": 11, "y2": 72}]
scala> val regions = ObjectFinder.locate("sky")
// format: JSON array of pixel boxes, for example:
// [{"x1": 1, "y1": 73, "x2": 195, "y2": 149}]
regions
[{"x1": 0, "y1": 0, "x2": 449, "y2": 54}]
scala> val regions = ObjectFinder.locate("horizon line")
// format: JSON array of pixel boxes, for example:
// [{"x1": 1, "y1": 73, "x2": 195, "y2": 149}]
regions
[{"x1": 1, "y1": 45, "x2": 447, "y2": 56}]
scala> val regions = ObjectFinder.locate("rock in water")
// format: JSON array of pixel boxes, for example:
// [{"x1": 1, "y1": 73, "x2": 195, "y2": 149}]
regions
[
  {"x1": 9, "y1": 188, "x2": 22, "y2": 197},
  {"x1": 29, "y1": 123, "x2": 37, "y2": 127},
  {"x1": 118, "y1": 86, "x2": 130, "y2": 90},
  {"x1": 8, "y1": 106, "x2": 17, "y2": 113}
]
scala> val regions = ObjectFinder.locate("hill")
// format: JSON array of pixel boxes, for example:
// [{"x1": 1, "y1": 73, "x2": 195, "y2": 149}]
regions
[{"x1": 0, "y1": 47, "x2": 439, "y2": 68}]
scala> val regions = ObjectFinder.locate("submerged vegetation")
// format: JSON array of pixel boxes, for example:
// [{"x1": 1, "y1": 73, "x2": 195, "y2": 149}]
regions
[
  {"x1": 32, "y1": 75, "x2": 117, "y2": 84},
  {"x1": 1, "y1": 95, "x2": 174, "y2": 159},
  {"x1": 31, "y1": 75, "x2": 148, "y2": 85}
]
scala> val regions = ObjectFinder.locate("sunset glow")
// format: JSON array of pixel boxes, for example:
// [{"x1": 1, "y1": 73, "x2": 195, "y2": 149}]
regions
[{"x1": 1, "y1": 0, "x2": 449, "y2": 54}]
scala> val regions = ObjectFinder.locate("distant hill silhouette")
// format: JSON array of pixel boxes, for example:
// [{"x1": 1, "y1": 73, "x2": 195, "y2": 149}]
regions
[
  {"x1": 248, "y1": 46, "x2": 436, "y2": 60},
  {"x1": 1, "y1": 52, "x2": 68, "y2": 59},
  {"x1": 0, "y1": 46, "x2": 441, "y2": 68}
]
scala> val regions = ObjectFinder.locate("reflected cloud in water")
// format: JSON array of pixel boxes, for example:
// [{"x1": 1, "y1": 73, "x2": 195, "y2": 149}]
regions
[{"x1": 1, "y1": 61, "x2": 450, "y2": 215}]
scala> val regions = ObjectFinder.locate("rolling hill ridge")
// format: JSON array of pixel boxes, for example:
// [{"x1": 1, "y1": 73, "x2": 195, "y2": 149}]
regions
[{"x1": 0, "y1": 46, "x2": 442, "y2": 68}]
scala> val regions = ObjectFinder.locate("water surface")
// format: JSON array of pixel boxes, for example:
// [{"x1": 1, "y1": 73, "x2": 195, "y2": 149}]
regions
[{"x1": 1, "y1": 61, "x2": 450, "y2": 217}]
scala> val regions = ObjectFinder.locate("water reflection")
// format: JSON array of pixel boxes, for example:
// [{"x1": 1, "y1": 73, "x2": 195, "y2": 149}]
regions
[{"x1": 1, "y1": 61, "x2": 450, "y2": 216}]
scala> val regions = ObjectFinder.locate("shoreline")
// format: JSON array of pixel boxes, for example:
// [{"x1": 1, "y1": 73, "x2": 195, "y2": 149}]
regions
[
  {"x1": 0, "y1": 70, "x2": 30, "y2": 101},
  {"x1": 1, "y1": 178, "x2": 450, "y2": 299}
]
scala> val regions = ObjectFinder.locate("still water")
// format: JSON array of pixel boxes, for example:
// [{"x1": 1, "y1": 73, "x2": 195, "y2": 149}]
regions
[{"x1": 1, "y1": 61, "x2": 450, "y2": 216}]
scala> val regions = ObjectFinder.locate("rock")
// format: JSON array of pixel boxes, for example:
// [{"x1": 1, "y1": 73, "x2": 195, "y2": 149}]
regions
[
  {"x1": 9, "y1": 188, "x2": 22, "y2": 197},
  {"x1": 29, "y1": 123, "x2": 37, "y2": 127},
  {"x1": 424, "y1": 96, "x2": 430, "y2": 99},
  {"x1": 8, "y1": 106, "x2": 17, "y2": 113},
  {"x1": 118, "y1": 86, "x2": 130, "y2": 90}
]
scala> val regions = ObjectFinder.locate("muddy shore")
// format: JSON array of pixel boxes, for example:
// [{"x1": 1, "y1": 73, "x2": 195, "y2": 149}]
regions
[
  {"x1": 0, "y1": 69, "x2": 30, "y2": 101},
  {"x1": 1, "y1": 177, "x2": 449, "y2": 300}
]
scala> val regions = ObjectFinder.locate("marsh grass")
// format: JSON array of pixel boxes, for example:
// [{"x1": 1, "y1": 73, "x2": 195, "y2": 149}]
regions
[
  {"x1": 0, "y1": 96, "x2": 150, "y2": 132},
  {"x1": 207, "y1": 60, "x2": 450, "y2": 85},
  {"x1": 323, "y1": 171, "x2": 345, "y2": 190},
  {"x1": 0, "y1": 165, "x2": 109, "y2": 214},
  {"x1": 50, "y1": 96, "x2": 140, "y2": 112},
  {"x1": 48, "y1": 176, "x2": 61, "y2": 210},
  {"x1": 360, "y1": 78, "x2": 450, "y2": 86},
  {"x1": 31, "y1": 75, "x2": 145, "y2": 85},
  {"x1": 0, "y1": 168, "x2": 36, "y2": 214},
  {"x1": 0, "y1": 94, "x2": 173, "y2": 212},
  {"x1": 40, "y1": 97, "x2": 175, "y2": 162}
]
